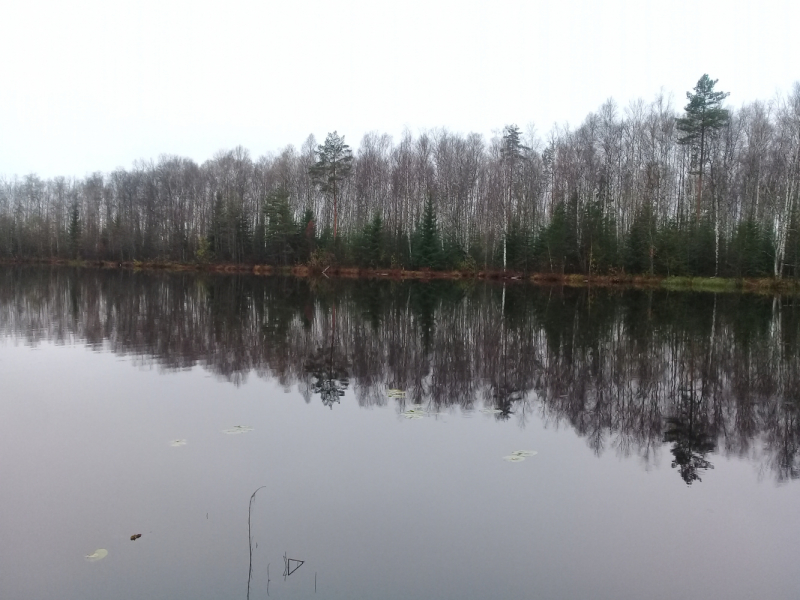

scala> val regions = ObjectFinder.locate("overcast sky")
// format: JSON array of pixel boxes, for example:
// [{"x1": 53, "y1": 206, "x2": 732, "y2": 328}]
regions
[{"x1": 2, "y1": 0, "x2": 798, "y2": 179}]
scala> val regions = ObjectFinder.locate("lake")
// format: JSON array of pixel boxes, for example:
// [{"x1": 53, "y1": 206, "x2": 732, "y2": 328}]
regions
[{"x1": 1, "y1": 267, "x2": 799, "y2": 600}]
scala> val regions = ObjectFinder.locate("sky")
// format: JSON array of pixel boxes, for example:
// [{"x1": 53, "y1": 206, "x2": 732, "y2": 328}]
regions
[{"x1": 1, "y1": 0, "x2": 798, "y2": 179}]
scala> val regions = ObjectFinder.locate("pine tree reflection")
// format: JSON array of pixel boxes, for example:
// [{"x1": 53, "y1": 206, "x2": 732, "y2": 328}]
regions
[
  {"x1": 304, "y1": 302, "x2": 349, "y2": 409},
  {"x1": 664, "y1": 390, "x2": 716, "y2": 484},
  {"x1": 484, "y1": 285, "x2": 526, "y2": 419}
]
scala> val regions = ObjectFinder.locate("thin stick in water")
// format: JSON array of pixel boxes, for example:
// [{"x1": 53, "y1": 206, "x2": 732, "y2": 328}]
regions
[{"x1": 246, "y1": 486, "x2": 266, "y2": 600}]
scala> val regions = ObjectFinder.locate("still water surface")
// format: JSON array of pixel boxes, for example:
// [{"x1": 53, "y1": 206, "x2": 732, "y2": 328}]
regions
[{"x1": 1, "y1": 267, "x2": 799, "y2": 600}]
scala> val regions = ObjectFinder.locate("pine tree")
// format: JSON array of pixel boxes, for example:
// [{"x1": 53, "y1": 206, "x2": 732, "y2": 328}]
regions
[
  {"x1": 309, "y1": 131, "x2": 353, "y2": 243},
  {"x1": 677, "y1": 75, "x2": 730, "y2": 221}
]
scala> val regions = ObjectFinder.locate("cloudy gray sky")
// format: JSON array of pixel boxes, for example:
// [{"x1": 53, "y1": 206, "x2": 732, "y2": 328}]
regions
[{"x1": 2, "y1": 0, "x2": 798, "y2": 179}]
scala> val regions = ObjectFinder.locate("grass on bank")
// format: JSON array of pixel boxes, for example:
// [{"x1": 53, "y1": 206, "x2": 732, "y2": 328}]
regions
[{"x1": 3, "y1": 257, "x2": 800, "y2": 295}]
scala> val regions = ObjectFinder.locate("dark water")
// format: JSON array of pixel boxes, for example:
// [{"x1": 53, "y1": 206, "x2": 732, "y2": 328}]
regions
[{"x1": 1, "y1": 267, "x2": 799, "y2": 600}]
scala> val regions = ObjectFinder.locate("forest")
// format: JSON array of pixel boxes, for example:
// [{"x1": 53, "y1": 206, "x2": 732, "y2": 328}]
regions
[{"x1": 2, "y1": 76, "x2": 800, "y2": 279}]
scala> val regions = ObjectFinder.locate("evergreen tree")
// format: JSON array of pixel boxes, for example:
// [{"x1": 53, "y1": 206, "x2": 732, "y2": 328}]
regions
[
  {"x1": 677, "y1": 75, "x2": 730, "y2": 221},
  {"x1": 686, "y1": 219, "x2": 717, "y2": 276},
  {"x1": 729, "y1": 218, "x2": 774, "y2": 277},
  {"x1": 309, "y1": 131, "x2": 353, "y2": 243},
  {"x1": 366, "y1": 212, "x2": 385, "y2": 267},
  {"x1": 414, "y1": 196, "x2": 441, "y2": 269},
  {"x1": 500, "y1": 124, "x2": 529, "y2": 270},
  {"x1": 233, "y1": 205, "x2": 252, "y2": 263},
  {"x1": 68, "y1": 201, "x2": 81, "y2": 258},
  {"x1": 297, "y1": 207, "x2": 316, "y2": 263},
  {"x1": 625, "y1": 202, "x2": 656, "y2": 275},
  {"x1": 208, "y1": 192, "x2": 225, "y2": 260},
  {"x1": 264, "y1": 189, "x2": 296, "y2": 265},
  {"x1": 580, "y1": 199, "x2": 617, "y2": 274},
  {"x1": 656, "y1": 220, "x2": 688, "y2": 276},
  {"x1": 355, "y1": 212, "x2": 385, "y2": 267},
  {"x1": 539, "y1": 203, "x2": 568, "y2": 273},
  {"x1": 441, "y1": 228, "x2": 465, "y2": 271}
]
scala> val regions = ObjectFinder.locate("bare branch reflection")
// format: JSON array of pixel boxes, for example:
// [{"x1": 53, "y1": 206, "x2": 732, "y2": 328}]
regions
[{"x1": 2, "y1": 267, "x2": 800, "y2": 484}]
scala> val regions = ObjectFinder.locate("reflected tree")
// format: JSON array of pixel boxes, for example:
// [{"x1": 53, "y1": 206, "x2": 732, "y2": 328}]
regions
[
  {"x1": 304, "y1": 301, "x2": 349, "y2": 408},
  {"x1": 664, "y1": 389, "x2": 716, "y2": 484}
]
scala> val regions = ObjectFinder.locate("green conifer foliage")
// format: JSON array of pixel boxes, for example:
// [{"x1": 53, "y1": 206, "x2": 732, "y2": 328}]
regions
[
  {"x1": 625, "y1": 202, "x2": 656, "y2": 275},
  {"x1": 309, "y1": 132, "x2": 353, "y2": 243},
  {"x1": 414, "y1": 196, "x2": 441, "y2": 269},
  {"x1": 68, "y1": 201, "x2": 81, "y2": 258},
  {"x1": 264, "y1": 189, "x2": 297, "y2": 265},
  {"x1": 677, "y1": 75, "x2": 730, "y2": 221}
]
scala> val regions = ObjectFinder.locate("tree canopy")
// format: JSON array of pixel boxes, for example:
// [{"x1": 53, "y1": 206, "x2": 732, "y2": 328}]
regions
[
  {"x1": 309, "y1": 131, "x2": 353, "y2": 242},
  {"x1": 677, "y1": 74, "x2": 730, "y2": 220}
]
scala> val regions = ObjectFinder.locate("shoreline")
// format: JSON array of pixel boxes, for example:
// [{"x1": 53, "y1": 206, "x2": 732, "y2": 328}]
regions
[{"x1": 2, "y1": 257, "x2": 799, "y2": 295}]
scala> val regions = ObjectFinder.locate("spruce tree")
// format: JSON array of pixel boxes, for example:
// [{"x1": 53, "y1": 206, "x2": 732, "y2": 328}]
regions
[
  {"x1": 415, "y1": 196, "x2": 441, "y2": 269},
  {"x1": 367, "y1": 212, "x2": 384, "y2": 267},
  {"x1": 68, "y1": 201, "x2": 81, "y2": 258},
  {"x1": 264, "y1": 189, "x2": 296, "y2": 265},
  {"x1": 500, "y1": 124, "x2": 529, "y2": 270}
]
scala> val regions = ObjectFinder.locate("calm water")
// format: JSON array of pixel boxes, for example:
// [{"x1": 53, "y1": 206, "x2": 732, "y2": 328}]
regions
[{"x1": 1, "y1": 267, "x2": 799, "y2": 600}]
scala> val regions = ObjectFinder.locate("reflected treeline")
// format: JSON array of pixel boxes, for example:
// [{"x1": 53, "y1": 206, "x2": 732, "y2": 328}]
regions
[{"x1": 2, "y1": 266, "x2": 800, "y2": 484}]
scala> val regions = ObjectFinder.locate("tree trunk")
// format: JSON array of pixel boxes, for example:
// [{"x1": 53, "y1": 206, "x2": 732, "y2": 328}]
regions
[{"x1": 774, "y1": 144, "x2": 799, "y2": 278}]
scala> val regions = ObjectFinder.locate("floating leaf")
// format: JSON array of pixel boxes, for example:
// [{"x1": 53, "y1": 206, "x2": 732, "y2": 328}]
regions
[
  {"x1": 170, "y1": 439, "x2": 187, "y2": 447},
  {"x1": 502, "y1": 455, "x2": 526, "y2": 462},
  {"x1": 85, "y1": 549, "x2": 108, "y2": 562},
  {"x1": 130, "y1": 534, "x2": 142, "y2": 541},
  {"x1": 222, "y1": 425, "x2": 254, "y2": 435},
  {"x1": 511, "y1": 450, "x2": 537, "y2": 457},
  {"x1": 480, "y1": 408, "x2": 503, "y2": 414},
  {"x1": 402, "y1": 412, "x2": 424, "y2": 419},
  {"x1": 387, "y1": 389, "x2": 406, "y2": 398}
]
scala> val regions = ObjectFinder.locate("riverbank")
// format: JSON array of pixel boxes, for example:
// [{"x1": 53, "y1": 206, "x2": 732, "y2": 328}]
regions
[{"x1": 2, "y1": 257, "x2": 799, "y2": 295}]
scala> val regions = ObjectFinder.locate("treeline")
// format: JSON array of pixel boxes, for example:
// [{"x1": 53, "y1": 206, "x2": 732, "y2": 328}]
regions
[
  {"x1": 2, "y1": 267, "x2": 799, "y2": 483},
  {"x1": 2, "y1": 77, "x2": 800, "y2": 278}
]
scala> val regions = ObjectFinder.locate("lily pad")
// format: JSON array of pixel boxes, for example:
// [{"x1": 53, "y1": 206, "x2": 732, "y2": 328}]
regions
[
  {"x1": 85, "y1": 549, "x2": 108, "y2": 562},
  {"x1": 502, "y1": 455, "x2": 526, "y2": 462},
  {"x1": 222, "y1": 425, "x2": 254, "y2": 435},
  {"x1": 170, "y1": 439, "x2": 187, "y2": 447},
  {"x1": 511, "y1": 450, "x2": 537, "y2": 457},
  {"x1": 402, "y1": 412, "x2": 424, "y2": 419}
]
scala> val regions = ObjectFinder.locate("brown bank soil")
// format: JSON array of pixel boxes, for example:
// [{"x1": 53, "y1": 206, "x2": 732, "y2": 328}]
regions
[{"x1": 2, "y1": 257, "x2": 799, "y2": 295}]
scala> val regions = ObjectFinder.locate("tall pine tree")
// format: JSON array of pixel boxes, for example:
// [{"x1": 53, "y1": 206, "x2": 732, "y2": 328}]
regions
[
  {"x1": 309, "y1": 132, "x2": 353, "y2": 243},
  {"x1": 677, "y1": 75, "x2": 730, "y2": 221}
]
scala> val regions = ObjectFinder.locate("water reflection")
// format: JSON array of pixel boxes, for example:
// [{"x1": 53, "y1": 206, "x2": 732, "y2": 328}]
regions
[
  {"x1": 664, "y1": 390, "x2": 716, "y2": 484},
  {"x1": 2, "y1": 266, "x2": 800, "y2": 484}
]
